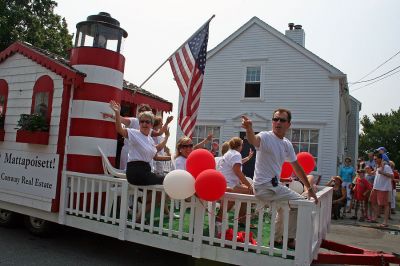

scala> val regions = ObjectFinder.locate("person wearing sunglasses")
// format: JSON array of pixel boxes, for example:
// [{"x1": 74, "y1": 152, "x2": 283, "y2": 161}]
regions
[
  {"x1": 242, "y1": 108, "x2": 318, "y2": 249},
  {"x1": 109, "y1": 100, "x2": 170, "y2": 186},
  {"x1": 174, "y1": 134, "x2": 213, "y2": 171},
  {"x1": 104, "y1": 102, "x2": 173, "y2": 170}
]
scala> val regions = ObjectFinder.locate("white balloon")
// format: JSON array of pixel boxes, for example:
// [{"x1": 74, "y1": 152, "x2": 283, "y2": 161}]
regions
[
  {"x1": 163, "y1": 169, "x2": 195, "y2": 200},
  {"x1": 289, "y1": 180, "x2": 304, "y2": 194}
]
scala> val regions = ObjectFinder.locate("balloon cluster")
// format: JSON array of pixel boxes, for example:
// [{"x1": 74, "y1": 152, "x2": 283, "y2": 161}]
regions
[
  {"x1": 163, "y1": 149, "x2": 226, "y2": 201},
  {"x1": 280, "y1": 152, "x2": 315, "y2": 178}
]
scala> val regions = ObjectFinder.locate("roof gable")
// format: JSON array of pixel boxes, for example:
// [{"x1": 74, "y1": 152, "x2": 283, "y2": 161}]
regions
[
  {"x1": 0, "y1": 42, "x2": 85, "y2": 86},
  {"x1": 208, "y1": 17, "x2": 345, "y2": 77}
]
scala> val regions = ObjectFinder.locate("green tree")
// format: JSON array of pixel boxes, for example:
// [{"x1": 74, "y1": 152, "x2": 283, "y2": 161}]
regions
[
  {"x1": 359, "y1": 108, "x2": 400, "y2": 168},
  {"x1": 0, "y1": 0, "x2": 72, "y2": 57}
]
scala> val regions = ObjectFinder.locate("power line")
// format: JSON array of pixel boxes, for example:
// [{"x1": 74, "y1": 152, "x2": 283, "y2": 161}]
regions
[
  {"x1": 349, "y1": 65, "x2": 400, "y2": 84},
  {"x1": 350, "y1": 68, "x2": 400, "y2": 92},
  {"x1": 351, "y1": 49, "x2": 400, "y2": 83}
]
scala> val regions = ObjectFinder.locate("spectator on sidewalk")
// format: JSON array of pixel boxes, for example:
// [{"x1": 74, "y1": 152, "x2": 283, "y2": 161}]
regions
[
  {"x1": 389, "y1": 161, "x2": 399, "y2": 215},
  {"x1": 327, "y1": 176, "x2": 346, "y2": 220},
  {"x1": 339, "y1": 157, "x2": 355, "y2": 213},
  {"x1": 369, "y1": 154, "x2": 394, "y2": 227},
  {"x1": 365, "y1": 152, "x2": 376, "y2": 169},
  {"x1": 351, "y1": 169, "x2": 372, "y2": 222}
]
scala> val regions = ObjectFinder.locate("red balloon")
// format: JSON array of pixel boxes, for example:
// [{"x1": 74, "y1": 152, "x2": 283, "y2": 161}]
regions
[
  {"x1": 280, "y1": 161, "x2": 293, "y2": 178},
  {"x1": 195, "y1": 169, "x2": 226, "y2": 201},
  {"x1": 297, "y1": 152, "x2": 315, "y2": 174},
  {"x1": 186, "y1": 149, "x2": 216, "y2": 178}
]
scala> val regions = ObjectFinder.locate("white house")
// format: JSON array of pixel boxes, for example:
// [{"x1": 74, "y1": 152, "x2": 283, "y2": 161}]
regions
[{"x1": 180, "y1": 17, "x2": 359, "y2": 182}]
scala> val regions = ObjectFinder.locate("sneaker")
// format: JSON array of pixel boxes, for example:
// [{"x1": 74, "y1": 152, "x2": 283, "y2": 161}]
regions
[
  {"x1": 350, "y1": 216, "x2": 357, "y2": 220},
  {"x1": 358, "y1": 217, "x2": 365, "y2": 222}
]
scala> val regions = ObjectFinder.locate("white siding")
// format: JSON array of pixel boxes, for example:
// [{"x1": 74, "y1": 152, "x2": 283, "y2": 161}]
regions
[
  {"x1": 0, "y1": 53, "x2": 63, "y2": 154},
  {"x1": 194, "y1": 23, "x2": 343, "y2": 181}
]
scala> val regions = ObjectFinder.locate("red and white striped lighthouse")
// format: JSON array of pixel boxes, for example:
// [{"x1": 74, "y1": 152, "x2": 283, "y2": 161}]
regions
[{"x1": 67, "y1": 12, "x2": 128, "y2": 174}]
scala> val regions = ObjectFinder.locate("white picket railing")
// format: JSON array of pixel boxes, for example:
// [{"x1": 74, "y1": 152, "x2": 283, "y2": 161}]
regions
[{"x1": 60, "y1": 171, "x2": 332, "y2": 266}]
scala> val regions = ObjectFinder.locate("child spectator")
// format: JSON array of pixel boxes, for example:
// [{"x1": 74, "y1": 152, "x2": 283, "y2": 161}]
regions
[
  {"x1": 375, "y1": 147, "x2": 390, "y2": 164},
  {"x1": 351, "y1": 169, "x2": 372, "y2": 221}
]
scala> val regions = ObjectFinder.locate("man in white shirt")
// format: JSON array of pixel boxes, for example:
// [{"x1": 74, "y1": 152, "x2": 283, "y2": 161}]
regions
[
  {"x1": 242, "y1": 108, "x2": 318, "y2": 249},
  {"x1": 369, "y1": 153, "x2": 394, "y2": 227}
]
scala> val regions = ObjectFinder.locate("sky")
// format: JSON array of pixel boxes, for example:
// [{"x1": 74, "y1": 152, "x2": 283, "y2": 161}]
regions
[{"x1": 55, "y1": 0, "x2": 400, "y2": 149}]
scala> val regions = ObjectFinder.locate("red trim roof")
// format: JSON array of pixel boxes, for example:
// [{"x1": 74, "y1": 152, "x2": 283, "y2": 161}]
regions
[
  {"x1": 0, "y1": 42, "x2": 85, "y2": 88},
  {"x1": 0, "y1": 42, "x2": 173, "y2": 112}
]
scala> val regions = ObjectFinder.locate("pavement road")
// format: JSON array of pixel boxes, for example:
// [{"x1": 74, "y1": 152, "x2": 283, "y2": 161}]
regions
[{"x1": 0, "y1": 224, "x2": 195, "y2": 266}]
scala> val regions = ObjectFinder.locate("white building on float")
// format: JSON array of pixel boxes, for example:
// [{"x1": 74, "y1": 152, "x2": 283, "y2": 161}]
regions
[{"x1": 188, "y1": 17, "x2": 360, "y2": 183}]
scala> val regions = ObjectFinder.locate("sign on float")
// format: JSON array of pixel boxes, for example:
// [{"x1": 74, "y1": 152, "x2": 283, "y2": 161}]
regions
[{"x1": 0, "y1": 149, "x2": 59, "y2": 199}]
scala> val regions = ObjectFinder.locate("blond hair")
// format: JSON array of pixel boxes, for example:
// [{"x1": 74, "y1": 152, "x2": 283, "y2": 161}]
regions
[
  {"x1": 229, "y1": 137, "x2": 243, "y2": 150},
  {"x1": 221, "y1": 141, "x2": 230, "y2": 156}
]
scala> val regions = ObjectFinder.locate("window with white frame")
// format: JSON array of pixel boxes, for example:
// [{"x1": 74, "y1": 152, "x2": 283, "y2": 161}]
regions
[
  {"x1": 193, "y1": 125, "x2": 220, "y2": 155},
  {"x1": 244, "y1": 66, "x2": 261, "y2": 98},
  {"x1": 286, "y1": 128, "x2": 319, "y2": 171}
]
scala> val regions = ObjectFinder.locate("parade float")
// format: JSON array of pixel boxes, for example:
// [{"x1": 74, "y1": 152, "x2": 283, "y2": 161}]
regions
[{"x1": 0, "y1": 12, "x2": 398, "y2": 266}]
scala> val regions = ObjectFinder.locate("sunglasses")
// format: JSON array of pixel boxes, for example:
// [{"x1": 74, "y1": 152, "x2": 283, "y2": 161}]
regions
[
  {"x1": 272, "y1": 117, "x2": 288, "y2": 123},
  {"x1": 139, "y1": 120, "x2": 151, "y2": 124},
  {"x1": 181, "y1": 144, "x2": 194, "y2": 148}
]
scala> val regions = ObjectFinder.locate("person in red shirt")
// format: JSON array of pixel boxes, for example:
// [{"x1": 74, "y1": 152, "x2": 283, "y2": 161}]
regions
[{"x1": 351, "y1": 169, "x2": 372, "y2": 221}]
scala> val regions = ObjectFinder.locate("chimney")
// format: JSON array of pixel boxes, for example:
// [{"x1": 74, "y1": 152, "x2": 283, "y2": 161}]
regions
[{"x1": 285, "y1": 23, "x2": 305, "y2": 47}]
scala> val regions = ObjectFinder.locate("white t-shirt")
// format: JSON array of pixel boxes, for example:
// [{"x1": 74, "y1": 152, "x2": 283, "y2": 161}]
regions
[
  {"x1": 123, "y1": 117, "x2": 139, "y2": 147},
  {"x1": 152, "y1": 135, "x2": 164, "y2": 174},
  {"x1": 217, "y1": 149, "x2": 242, "y2": 188},
  {"x1": 373, "y1": 164, "x2": 393, "y2": 191},
  {"x1": 127, "y1": 128, "x2": 157, "y2": 163},
  {"x1": 254, "y1": 131, "x2": 297, "y2": 186},
  {"x1": 175, "y1": 156, "x2": 187, "y2": 170}
]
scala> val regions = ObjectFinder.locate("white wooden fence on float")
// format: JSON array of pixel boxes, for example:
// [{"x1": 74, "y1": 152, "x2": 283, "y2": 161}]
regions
[{"x1": 59, "y1": 171, "x2": 332, "y2": 266}]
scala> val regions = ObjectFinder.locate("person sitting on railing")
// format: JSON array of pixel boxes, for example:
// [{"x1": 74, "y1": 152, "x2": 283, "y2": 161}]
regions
[
  {"x1": 103, "y1": 104, "x2": 173, "y2": 170},
  {"x1": 215, "y1": 141, "x2": 253, "y2": 169},
  {"x1": 174, "y1": 134, "x2": 213, "y2": 170},
  {"x1": 327, "y1": 176, "x2": 347, "y2": 220},
  {"x1": 242, "y1": 109, "x2": 318, "y2": 249},
  {"x1": 152, "y1": 116, "x2": 169, "y2": 175},
  {"x1": 215, "y1": 137, "x2": 254, "y2": 228},
  {"x1": 109, "y1": 100, "x2": 171, "y2": 185}
]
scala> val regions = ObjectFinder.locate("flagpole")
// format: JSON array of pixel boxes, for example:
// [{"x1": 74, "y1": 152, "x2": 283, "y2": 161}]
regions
[{"x1": 138, "y1": 15, "x2": 215, "y2": 88}]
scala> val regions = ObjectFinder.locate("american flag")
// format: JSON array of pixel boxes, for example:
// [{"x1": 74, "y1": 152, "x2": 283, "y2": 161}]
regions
[{"x1": 169, "y1": 21, "x2": 210, "y2": 138}]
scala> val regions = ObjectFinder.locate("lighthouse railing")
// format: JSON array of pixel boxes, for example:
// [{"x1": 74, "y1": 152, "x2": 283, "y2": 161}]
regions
[{"x1": 62, "y1": 171, "x2": 332, "y2": 266}]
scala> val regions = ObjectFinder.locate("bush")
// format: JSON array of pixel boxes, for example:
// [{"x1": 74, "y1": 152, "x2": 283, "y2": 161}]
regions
[{"x1": 15, "y1": 114, "x2": 49, "y2": 132}]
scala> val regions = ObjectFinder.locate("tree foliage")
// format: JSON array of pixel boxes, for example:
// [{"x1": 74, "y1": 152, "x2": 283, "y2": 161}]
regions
[
  {"x1": 0, "y1": 0, "x2": 72, "y2": 57},
  {"x1": 359, "y1": 107, "x2": 400, "y2": 168}
]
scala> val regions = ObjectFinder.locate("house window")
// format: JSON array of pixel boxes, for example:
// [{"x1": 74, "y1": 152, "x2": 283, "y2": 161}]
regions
[
  {"x1": 286, "y1": 128, "x2": 319, "y2": 171},
  {"x1": 31, "y1": 75, "x2": 54, "y2": 123},
  {"x1": 244, "y1": 66, "x2": 261, "y2": 98},
  {"x1": 0, "y1": 79, "x2": 9, "y2": 129},
  {"x1": 193, "y1": 125, "x2": 220, "y2": 154}
]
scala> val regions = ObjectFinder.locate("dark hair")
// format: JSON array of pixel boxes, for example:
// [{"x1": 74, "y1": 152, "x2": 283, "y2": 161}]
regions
[
  {"x1": 153, "y1": 116, "x2": 163, "y2": 128},
  {"x1": 375, "y1": 153, "x2": 383, "y2": 159},
  {"x1": 273, "y1": 108, "x2": 292, "y2": 122},
  {"x1": 138, "y1": 104, "x2": 152, "y2": 113}
]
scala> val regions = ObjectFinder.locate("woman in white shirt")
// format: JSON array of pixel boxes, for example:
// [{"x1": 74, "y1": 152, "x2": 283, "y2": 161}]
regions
[
  {"x1": 174, "y1": 134, "x2": 213, "y2": 170},
  {"x1": 103, "y1": 104, "x2": 173, "y2": 170},
  {"x1": 216, "y1": 137, "x2": 254, "y2": 227},
  {"x1": 110, "y1": 100, "x2": 170, "y2": 185}
]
